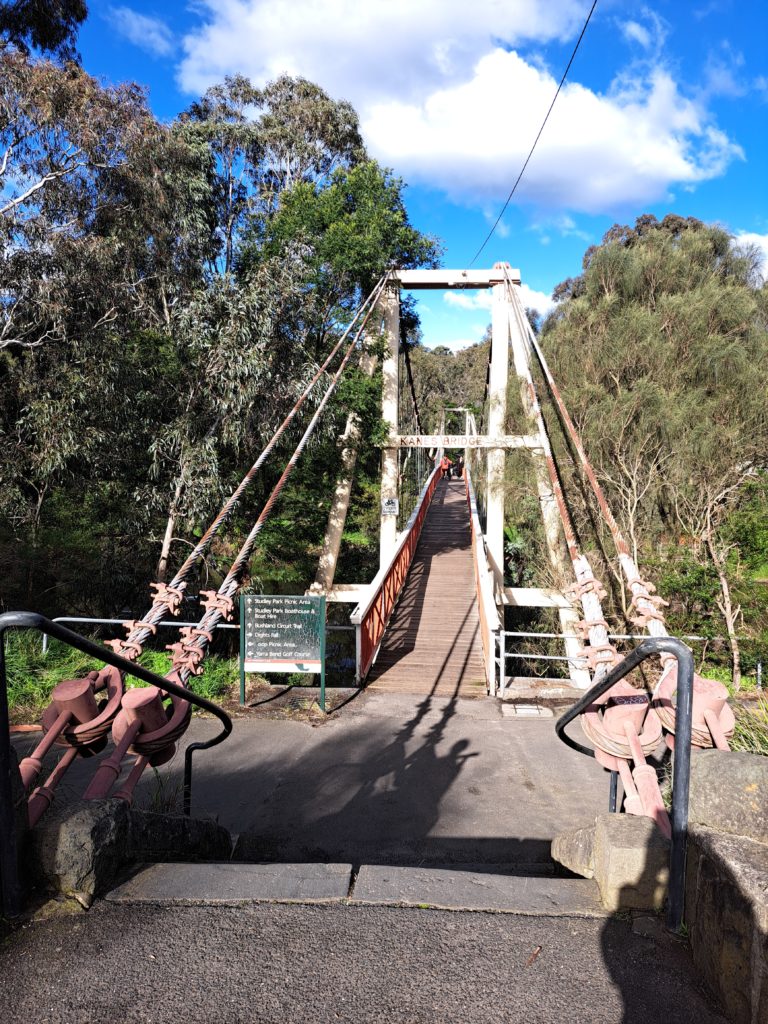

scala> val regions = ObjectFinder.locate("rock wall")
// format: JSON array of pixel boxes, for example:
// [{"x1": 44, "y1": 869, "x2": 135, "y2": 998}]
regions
[{"x1": 686, "y1": 750, "x2": 767, "y2": 1024}]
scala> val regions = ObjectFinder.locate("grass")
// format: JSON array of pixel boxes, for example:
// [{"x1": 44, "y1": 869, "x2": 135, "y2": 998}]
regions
[
  {"x1": 731, "y1": 695, "x2": 768, "y2": 757},
  {"x1": 3, "y1": 628, "x2": 237, "y2": 723}
]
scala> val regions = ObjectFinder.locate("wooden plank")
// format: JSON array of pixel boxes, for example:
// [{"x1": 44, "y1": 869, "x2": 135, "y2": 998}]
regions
[{"x1": 366, "y1": 478, "x2": 487, "y2": 697}]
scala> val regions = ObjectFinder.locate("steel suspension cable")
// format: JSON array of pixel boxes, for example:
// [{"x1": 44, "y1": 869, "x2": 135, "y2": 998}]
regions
[
  {"x1": 149, "y1": 290, "x2": 385, "y2": 683},
  {"x1": 511, "y1": 289, "x2": 670, "y2": 642},
  {"x1": 502, "y1": 267, "x2": 617, "y2": 679},
  {"x1": 108, "y1": 273, "x2": 392, "y2": 663}
]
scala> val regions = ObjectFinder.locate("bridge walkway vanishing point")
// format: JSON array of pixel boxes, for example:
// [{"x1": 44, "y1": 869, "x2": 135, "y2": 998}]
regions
[{"x1": 366, "y1": 477, "x2": 486, "y2": 698}]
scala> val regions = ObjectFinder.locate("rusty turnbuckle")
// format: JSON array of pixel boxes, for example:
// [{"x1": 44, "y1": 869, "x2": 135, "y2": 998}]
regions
[
  {"x1": 19, "y1": 666, "x2": 126, "y2": 825},
  {"x1": 581, "y1": 680, "x2": 671, "y2": 837},
  {"x1": 652, "y1": 661, "x2": 734, "y2": 751}
]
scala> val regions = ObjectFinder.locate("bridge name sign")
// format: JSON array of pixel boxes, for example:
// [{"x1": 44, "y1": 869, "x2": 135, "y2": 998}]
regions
[{"x1": 393, "y1": 434, "x2": 539, "y2": 449}]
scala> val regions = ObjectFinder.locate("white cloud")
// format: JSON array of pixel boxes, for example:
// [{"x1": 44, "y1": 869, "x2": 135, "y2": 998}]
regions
[
  {"x1": 178, "y1": 0, "x2": 585, "y2": 101},
  {"x1": 444, "y1": 291, "x2": 492, "y2": 312},
  {"x1": 622, "y1": 21, "x2": 652, "y2": 49},
  {"x1": 364, "y1": 52, "x2": 744, "y2": 213},
  {"x1": 110, "y1": 6, "x2": 174, "y2": 57},
  {"x1": 443, "y1": 282, "x2": 554, "y2": 316},
  {"x1": 734, "y1": 231, "x2": 768, "y2": 279},
  {"x1": 176, "y1": 1, "x2": 743, "y2": 216},
  {"x1": 518, "y1": 283, "x2": 555, "y2": 316}
]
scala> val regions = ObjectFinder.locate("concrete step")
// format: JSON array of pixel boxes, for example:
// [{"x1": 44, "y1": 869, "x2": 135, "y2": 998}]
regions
[
  {"x1": 502, "y1": 677, "x2": 586, "y2": 707},
  {"x1": 106, "y1": 862, "x2": 605, "y2": 917}
]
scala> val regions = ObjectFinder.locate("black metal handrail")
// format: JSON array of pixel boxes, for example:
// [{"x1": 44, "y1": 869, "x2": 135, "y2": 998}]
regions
[
  {"x1": 0, "y1": 610, "x2": 233, "y2": 919},
  {"x1": 555, "y1": 637, "x2": 694, "y2": 933}
]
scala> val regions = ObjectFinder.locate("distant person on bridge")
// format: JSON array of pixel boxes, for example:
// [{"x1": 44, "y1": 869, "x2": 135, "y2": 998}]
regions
[
  {"x1": 453, "y1": 455, "x2": 464, "y2": 479},
  {"x1": 440, "y1": 454, "x2": 453, "y2": 478}
]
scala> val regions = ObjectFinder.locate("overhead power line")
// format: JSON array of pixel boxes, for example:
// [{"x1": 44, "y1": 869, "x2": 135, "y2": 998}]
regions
[{"x1": 469, "y1": 0, "x2": 598, "y2": 266}]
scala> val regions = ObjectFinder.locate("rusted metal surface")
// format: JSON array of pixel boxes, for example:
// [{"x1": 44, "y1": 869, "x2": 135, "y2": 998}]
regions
[
  {"x1": 502, "y1": 275, "x2": 617, "y2": 682},
  {"x1": 364, "y1": 478, "x2": 486, "y2": 696},
  {"x1": 653, "y1": 665, "x2": 734, "y2": 750},
  {"x1": 580, "y1": 679, "x2": 671, "y2": 838}
]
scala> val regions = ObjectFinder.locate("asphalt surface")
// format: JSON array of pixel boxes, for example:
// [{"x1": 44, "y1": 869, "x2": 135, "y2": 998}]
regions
[
  {"x1": 0, "y1": 901, "x2": 725, "y2": 1024},
  {"x1": 13, "y1": 690, "x2": 611, "y2": 867}
]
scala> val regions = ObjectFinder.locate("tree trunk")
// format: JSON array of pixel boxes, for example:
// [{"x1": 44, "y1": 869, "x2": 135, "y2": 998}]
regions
[
  {"x1": 25, "y1": 484, "x2": 48, "y2": 604},
  {"x1": 156, "y1": 477, "x2": 184, "y2": 583},
  {"x1": 312, "y1": 351, "x2": 376, "y2": 591},
  {"x1": 705, "y1": 524, "x2": 741, "y2": 691}
]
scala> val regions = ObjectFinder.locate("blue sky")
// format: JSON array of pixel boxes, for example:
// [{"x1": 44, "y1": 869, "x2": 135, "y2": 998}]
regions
[{"x1": 79, "y1": 0, "x2": 768, "y2": 349}]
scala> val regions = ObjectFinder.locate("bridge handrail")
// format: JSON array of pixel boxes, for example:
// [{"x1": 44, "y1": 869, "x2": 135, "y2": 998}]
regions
[
  {"x1": 0, "y1": 610, "x2": 233, "y2": 919},
  {"x1": 465, "y1": 469, "x2": 501, "y2": 693},
  {"x1": 351, "y1": 463, "x2": 442, "y2": 681},
  {"x1": 555, "y1": 636, "x2": 694, "y2": 933}
]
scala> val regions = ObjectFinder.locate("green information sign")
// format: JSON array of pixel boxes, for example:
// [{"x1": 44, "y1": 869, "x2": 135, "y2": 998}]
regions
[{"x1": 239, "y1": 594, "x2": 326, "y2": 710}]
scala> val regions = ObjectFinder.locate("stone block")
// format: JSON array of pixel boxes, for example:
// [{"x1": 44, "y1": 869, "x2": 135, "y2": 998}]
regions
[
  {"x1": 593, "y1": 813, "x2": 670, "y2": 912},
  {"x1": 128, "y1": 810, "x2": 231, "y2": 863},
  {"x1": 551, "y1": 823, "x2": 596, "y2": 879},
  {"x1": 686, "y1": 825, "x2": 768, "y2": 1024},
  {"x1": 28, "y1": 799, "x2": 233, "y2": 907},
  {"x1": 29, "y1": 799, "x2": 130, "y2": 907},
  {"x1": 689, "y1": 749, "x2": 768, "y2": 843}
]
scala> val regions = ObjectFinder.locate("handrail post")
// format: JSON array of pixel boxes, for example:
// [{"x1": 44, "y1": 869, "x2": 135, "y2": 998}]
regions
[
  {"x1": 500, "y1": 631, "x2": 506, "y2": 697},
  {"x1": 554, "y1": 637, "x2": 695, "y2": 933},
  {"x1": 0, "y1": 627, "x2": 23, "y2": 919},
  {"x1": 667, "y1": 643, "x2": 694, "y2": 932}
]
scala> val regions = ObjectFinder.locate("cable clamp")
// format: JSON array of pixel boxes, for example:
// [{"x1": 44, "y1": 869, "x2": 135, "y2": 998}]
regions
[
  {"x1": 565, "y1": 578, "x2": 608, "y2": 603},
  {"x1": 575, "y1": 643, "x2": 620, "y2": 670},
  {"x1": 104, "y1": 638, "x2": 142, "y2": 661},
  {"x1": 573, "y1": 618, "x2": 609, "y2": 640},
  {"x1": 149, "y1": 582, "x2": 186, "y2": 616},
  {"x1": 165, "y1": 640, "x2": 205, "y2": 677},
  {"x1": 122, "y1": 619, "x2": 157, "y2": 637},
  {"x1": 199, "y1": 590, "x2": 235, "y2": 622}
]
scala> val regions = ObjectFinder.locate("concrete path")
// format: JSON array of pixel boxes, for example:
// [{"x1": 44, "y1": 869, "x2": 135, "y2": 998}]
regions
[
  {"x1": 0, "y1": 900, "x2": 726, "y2": 1024},
  {"x1": 13, "y1": 690, "x2": 611, "y2": 866}
]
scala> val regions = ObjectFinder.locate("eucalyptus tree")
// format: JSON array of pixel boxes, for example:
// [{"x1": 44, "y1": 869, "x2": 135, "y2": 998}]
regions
[
  {"x1": 542, "y1": 214, "x2": 768, "y2": 685},
  {"x1": 181, "y1": 73, "x2": 365, "y2": 276},
  {"x1": 0, "y1": 0, "x2": 87, "y2": 58},
  {"x1": 0, "y1": 49, "x2": 213, "y2": 605}
]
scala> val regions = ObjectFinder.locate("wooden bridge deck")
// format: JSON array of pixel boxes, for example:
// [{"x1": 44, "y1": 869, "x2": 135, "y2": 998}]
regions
[{"x1": 367, "y1": 477, "x2": 487, "y2": 697}]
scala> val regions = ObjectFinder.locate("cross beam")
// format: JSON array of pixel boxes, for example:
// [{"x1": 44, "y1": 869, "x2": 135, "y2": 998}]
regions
[
  {"x1": 392, "y1": 434, "x2": 541, "y2": 449},
  {"x1": 392, "y1": 268, "x2": 521, "y2": 289}
]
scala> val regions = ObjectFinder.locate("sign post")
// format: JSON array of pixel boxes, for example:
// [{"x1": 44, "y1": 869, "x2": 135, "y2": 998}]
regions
[{"x1": 240, "y1": 594, "x2": 326, "y2": 711}]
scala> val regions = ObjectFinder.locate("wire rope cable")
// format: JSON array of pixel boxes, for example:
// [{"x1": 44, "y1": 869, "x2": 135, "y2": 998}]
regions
[
  {"x1": 124, "y1": 289, "x2": 385, "y2": 678},
  {"x1": 112, "y1": 273, "x2": 392, "y2": 661},
  {"x1": 470, "y1": 0, "x2": 598, "y2": 266}
]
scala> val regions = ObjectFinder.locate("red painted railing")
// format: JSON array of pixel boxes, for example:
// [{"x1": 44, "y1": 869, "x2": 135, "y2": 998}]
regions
[{"x1": 352, "y1": 464, "x2": 442, "y2": 681}]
